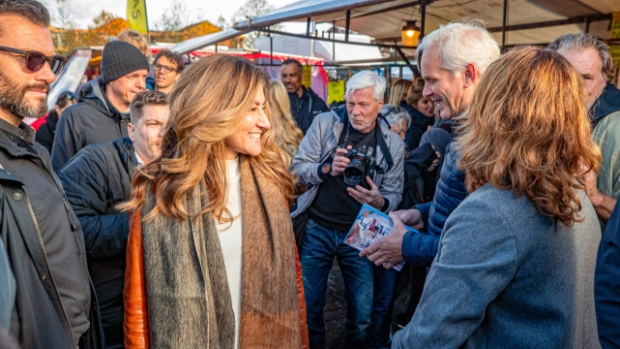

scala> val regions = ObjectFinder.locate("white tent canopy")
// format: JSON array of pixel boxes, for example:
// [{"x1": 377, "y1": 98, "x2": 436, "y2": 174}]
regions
[{"x1": 234, "y1": 0, "x2": 620, "y2": 47}]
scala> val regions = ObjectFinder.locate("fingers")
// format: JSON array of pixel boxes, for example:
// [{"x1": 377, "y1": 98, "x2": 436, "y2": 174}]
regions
[
  {"x1": 360, "y1": 240, "x2": 380, "y2": 257},
  {"x1": 366, "y1": 176, "x2": 378, "y2": 189},
  {"x1": 389, "y1": 211, "x2": 405, "y2": 227}
]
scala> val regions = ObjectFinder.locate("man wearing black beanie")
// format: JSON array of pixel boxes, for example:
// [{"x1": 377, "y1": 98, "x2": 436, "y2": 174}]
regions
[{"x1": 51, "y1": 40, "x2": 149, "y2": 172}]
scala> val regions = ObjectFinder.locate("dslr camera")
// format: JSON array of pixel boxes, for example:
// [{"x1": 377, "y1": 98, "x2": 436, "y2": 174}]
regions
[{"x1": 340, "y1": 145, "x2": 376, "y2": 186}]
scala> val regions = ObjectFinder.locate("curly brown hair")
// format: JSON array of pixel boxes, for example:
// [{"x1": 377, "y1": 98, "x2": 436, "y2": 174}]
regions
[{"x1": 456, "y1": 46, "x2": 601, "y2": 226}]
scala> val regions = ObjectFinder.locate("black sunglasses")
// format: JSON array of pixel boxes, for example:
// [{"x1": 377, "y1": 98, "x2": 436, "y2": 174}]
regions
[{"x1": 0, "y1": 45, "x2": 67, "y2": 75}]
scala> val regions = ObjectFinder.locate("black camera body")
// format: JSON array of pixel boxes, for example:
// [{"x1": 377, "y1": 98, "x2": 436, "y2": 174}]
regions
[{"x1": 341, "y1": 145, "x2": 376, "y2": 186}]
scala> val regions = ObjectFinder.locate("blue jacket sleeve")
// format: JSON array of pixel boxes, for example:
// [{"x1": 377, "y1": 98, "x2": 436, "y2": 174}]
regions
[
  {"x1": 59, "y1": 149, "x2": 129, "y2": 259},
  {"x1": 595, "y1": 202, "x2": 620, "y2": 349},
  {"x1": 415, "y1": 202, "x2": 431, "y2": 224},
  {"x1": 393, "y1": 197, "x2": 517, "y2": 349},
  {"x1": 401, "y1": 231, "x2": 440, "y2": 267}
]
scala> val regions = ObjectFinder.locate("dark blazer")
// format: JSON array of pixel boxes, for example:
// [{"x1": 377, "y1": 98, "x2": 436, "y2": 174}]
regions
[{"x1": 59, "y1": 137, "x2": 137, "y2": 349}]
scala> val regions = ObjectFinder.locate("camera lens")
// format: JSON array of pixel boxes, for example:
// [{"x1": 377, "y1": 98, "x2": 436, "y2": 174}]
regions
[{"x1": 343, "y1": 158, "x2": 366, "y2": 186}]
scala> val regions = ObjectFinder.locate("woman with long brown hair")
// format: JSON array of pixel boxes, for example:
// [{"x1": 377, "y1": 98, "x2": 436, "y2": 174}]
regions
[
  {"x1": 404, "y1": 77, "x2": 435, "y2": 150},
  {"x1": 122, "y1": 54, "x2": 308, "y2": 349},
  {"x1": 269, "y1": 79, "x2": 304, "y2": 162},
  {"x1": 392, "y1": 47, "x2": 602, "y2": 348}
]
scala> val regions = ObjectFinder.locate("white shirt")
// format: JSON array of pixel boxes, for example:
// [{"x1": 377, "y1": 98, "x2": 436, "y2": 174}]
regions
[
  {"x1": 215, "y1": 157, "x2": 243, "y2": 349},
  {"x1": 134, "y1": 151, "x2": 144, "y2": 168}
]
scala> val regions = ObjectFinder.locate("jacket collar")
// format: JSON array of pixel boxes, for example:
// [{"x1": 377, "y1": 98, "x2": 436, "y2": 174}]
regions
[
  {"x1": 0, "y1": 118, "x2": 35, "y2": 146},
  {"x1": 80, "y1": 78, "x2": 130, "y2": 121},
  {"x1": 591, "y1": 83, "x2": 620, "y2": 122}
]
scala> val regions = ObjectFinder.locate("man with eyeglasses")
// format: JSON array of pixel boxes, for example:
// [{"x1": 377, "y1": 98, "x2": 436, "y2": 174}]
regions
[
  {"x1": 51, "y1": 40, "x2": 149, "y2": 172},
  {"x1": 0, "y1": 1, "x2": 96, "y2": 348},
  {"x1": 153, "y1": 50, "x2": 184, "y2": 94}
]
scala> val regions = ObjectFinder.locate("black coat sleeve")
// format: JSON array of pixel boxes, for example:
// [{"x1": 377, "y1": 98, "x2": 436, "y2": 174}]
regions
[
  {"x1": 51, "y1": 107, "x2": 83, "y2": 173},
  {"x1": 58, "y1": 149, "x2": 129, "y2": 259},
  {"x1": 595, "y1": 202, "x2": 620, "y2": 349}
]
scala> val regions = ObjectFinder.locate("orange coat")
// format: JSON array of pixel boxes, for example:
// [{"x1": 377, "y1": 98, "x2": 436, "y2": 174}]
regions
[{"x1": 124, "y1": 211, "x2": 310, "y2": 349}]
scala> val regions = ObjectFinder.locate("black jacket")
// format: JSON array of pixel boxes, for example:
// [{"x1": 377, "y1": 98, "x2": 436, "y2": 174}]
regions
[
  {"x1": 59, "y1": 137, "x2": 137, "y2": 349},
  {"x1": 289, "y1": 86, "x2": 329, "y2": 134},
  {"x1": 0, "y1": 126, "x2": 100, "y2": 348},
  {"x1": 402, "y1": 102, "x2": 435, "y2": 151},
  {"x1": 51, "y1": 79, "x2": 130, "y2": 172},
  {"x1": 591, "y1": 83, "x2": 620, "y2": 127},
  {"x1": 35, "y1": 110, "x2": 59, "y2": 153}
]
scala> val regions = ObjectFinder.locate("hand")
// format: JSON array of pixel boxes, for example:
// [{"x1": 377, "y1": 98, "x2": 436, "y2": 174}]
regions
[
  {"x1": 393, "y1": 208, "x2": 422, "y2": 230},
  {"x1": 360, "y1": 211, "x2": 407, "y2": 269},
  {"x1": 580, "y1": 162, "x2": 601, "y2": 204},
  {"x1": 426, "y1": 151, "x2": 441, "y2": 172},
  {"x1": 331, "y1": 148, "x2": 351, "y2": 177},
  {"x1": 347, "y1": 176, "x2": 384, "y2": 209}
]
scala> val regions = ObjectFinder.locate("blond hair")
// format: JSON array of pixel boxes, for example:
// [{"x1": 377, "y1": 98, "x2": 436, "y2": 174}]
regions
[
  {"x1": 388, "y1": 78, "x2": 412, "y2": 105},
  {"x1": 269, "y1": 80, "x2": 304, "y2": 162},
  {"x1": 457, "y1": 46, "x2": 601, "y2": 226},
  {"x1": 118, "y1": 29, "x2": 150, "y2": 57},
  {"x1": 122, "y1": 55, "x2": 295, "y2": 222}
]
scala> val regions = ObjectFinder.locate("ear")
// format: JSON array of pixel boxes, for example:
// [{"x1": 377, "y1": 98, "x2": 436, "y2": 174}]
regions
[
  {"x1": 463, "y1": 62, "x2": 477, "y2": 89},
  {"x1": 127, "y1": 122, "x2": 136, "y2": 142}
]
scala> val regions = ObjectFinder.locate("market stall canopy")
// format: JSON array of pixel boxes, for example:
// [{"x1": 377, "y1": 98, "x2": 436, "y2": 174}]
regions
[
  {"x1": 170, "y1": 28, "x2": 250, "y2": 55},
  {"x1": 234, "y1": 0, "x2": 620, "y2": 48}
]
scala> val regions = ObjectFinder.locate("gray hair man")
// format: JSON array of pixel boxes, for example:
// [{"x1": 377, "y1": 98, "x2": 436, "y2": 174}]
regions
[
  {"x1": 0, "y1": 1, "x2": 92, "y2": 348},
  {"x1": 549, "y1": 33, "x2": 620, "y2": 224},
  {"x1": 381, "y1": 104, "x2": 411, "y2": 141},
  {"x1": 291, "y1": 70, "x2": 404, "y2": 348},
  {"x1": 361, "y1": 21, "x2": 500, "y2": 346}
]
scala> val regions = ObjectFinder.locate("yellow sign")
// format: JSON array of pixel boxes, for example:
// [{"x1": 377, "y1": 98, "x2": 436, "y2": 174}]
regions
[
  {"x1": 611, "y1": 12, "x2": 620, "y2": 64},
  {"x1": 328, "y1": 80, "x2": 345, "y2": 105},
  {"x1": 127, "y1": 0, "x2": 149, "y2": 34},
  {"x1": 302, "y1": 65, "x2": 312, "y2": 89}
]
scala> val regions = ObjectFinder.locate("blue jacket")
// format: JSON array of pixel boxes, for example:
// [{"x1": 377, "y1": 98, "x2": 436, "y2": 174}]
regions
[
  {"x1": 402, "y1": 141, "x2": 468, "y2": 266},
  {"x1": 394, "y1": 184, "x2": 601, "y2": 349},
  {"x1": 595, "y1": 201, "x2": 620, "y2": 349}
]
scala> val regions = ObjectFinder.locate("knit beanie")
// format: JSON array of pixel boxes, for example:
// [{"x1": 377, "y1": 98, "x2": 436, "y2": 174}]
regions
[{"x1": 101, "y1": 41, "x2": 150, "y2": 84}]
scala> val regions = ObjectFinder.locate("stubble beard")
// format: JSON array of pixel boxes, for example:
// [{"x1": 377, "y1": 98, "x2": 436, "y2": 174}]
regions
[{"x1": 0, "y1": 70, "x2": 50, "y2": 119}]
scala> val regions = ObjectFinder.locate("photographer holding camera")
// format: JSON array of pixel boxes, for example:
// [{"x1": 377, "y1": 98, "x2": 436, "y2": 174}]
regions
[{"x1": 291, "y1": 71, "x2": 404, "y2": 349}]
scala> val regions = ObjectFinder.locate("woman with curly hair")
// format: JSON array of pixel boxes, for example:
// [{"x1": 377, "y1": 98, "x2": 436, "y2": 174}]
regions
[
  {"x1": 269, "y1": 80, "x2": 304, "y2": 162},
  {"x1": 122, "y1": 54, "x2": 308, "y2": 349},
  {"x1": 392, "y1": 46, "x2": 602, "y2": 348}
]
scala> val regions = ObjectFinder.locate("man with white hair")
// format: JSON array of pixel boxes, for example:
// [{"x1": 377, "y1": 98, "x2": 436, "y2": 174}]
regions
[
  {"x1": 291, "y1": 70, "x2": 405, "y2": 349},
  {"x1": 361, "y1": 20, "x2": 500, "y2": 275}
]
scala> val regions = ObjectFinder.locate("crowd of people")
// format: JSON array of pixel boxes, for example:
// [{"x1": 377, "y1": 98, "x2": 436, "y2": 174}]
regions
[{"x1": 0, "y1": 0, "x2": 620, "y2": 349}]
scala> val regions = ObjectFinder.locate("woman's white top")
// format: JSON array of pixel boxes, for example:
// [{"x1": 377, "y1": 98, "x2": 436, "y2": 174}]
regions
[{"x1": 215, "y1": 157, "x2": 243, "y2": 349}]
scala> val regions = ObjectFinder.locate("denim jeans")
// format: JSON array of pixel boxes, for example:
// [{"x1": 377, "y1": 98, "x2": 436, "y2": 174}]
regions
[
  {"x1": 366, "y1": 266, "x2": 398, "y2": 349},
  {"x1": 300, "y1": 219, "x2": 374, "y2": 349}
]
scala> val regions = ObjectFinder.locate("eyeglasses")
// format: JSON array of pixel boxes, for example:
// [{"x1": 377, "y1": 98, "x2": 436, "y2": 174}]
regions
[
  {"x1": 154, "y1": 63, "x2": 178, "y2": 73},
  {"x1": 0, "y1": 45, "x2": 67, "y2": 75}
]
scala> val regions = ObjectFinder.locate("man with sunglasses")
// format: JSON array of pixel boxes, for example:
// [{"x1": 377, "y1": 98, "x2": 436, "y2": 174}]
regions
[
  {"x1": 153, "y1": 50, "x2": 184, "y2": 94},
  {"x1": 51, "y1": 40, "x2": 149, "y2": 172},
  {"x1": 0, "y1": 1, "x2": 94, "y2": 348}
]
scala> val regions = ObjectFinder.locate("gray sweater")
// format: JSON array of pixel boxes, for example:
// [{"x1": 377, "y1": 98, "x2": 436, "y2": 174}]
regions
[{"x1": 393, "y1": 184, "x2": 601, "y2": 349}]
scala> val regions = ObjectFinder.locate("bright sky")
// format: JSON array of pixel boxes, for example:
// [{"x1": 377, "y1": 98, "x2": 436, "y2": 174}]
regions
[{"x1": 43, "y1": 0, "x2": 300, "y2": 30}]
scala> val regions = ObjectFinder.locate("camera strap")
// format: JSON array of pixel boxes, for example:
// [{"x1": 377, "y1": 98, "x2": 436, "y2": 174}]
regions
[{"x1": 338, "y1": 117, "x2": 377, "y2": 151}]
